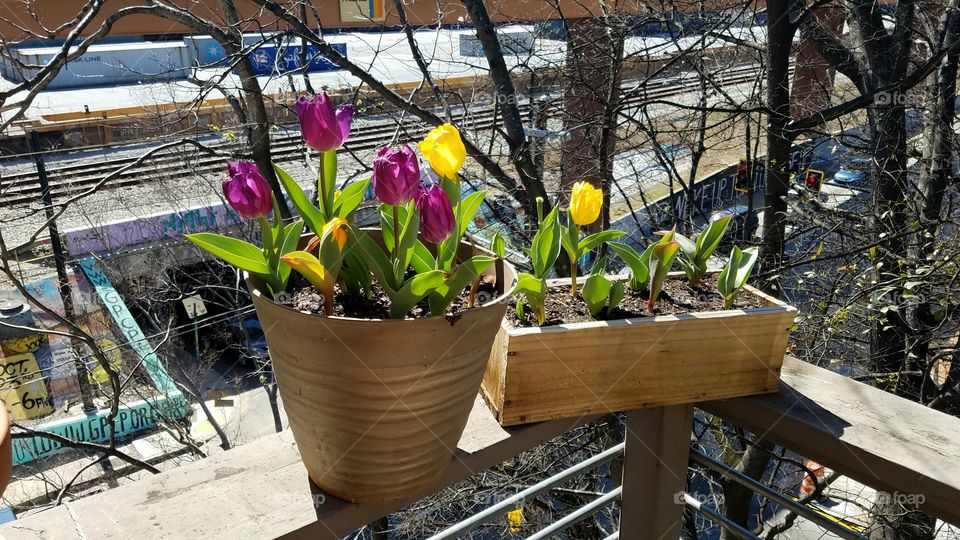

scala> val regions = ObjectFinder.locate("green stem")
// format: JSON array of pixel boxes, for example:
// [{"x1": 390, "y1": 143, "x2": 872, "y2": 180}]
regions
[
  {"x1": 258, "y1": 216, "x2": 273, "y2": 261},
  {"x1": 570, "y1": 259, "x2": 578, "y2": 297},
  {"x1": 318, "y1": 165, "x2": 327, "y2": 218},
  {"x1": 392, "y1": 205, "x2": 400, "y2": 262},
  {"x1": 568, "y1": 220, "x2": 580, "y2": 296}
]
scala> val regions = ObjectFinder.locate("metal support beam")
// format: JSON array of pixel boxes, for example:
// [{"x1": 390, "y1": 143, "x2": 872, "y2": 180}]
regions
[{"x1": 618, "y1": 405, "x2": 694, "y2": 539}]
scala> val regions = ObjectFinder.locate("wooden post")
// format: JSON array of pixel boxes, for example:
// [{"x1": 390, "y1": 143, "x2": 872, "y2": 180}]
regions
[{"x1": 618, "y1": 405, "x2": 693, "y2": 539}]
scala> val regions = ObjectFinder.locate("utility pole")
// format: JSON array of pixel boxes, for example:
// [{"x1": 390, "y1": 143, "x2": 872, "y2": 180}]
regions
[{"x1": 29, "y1": 130, "x2": 97, "y2": 414}]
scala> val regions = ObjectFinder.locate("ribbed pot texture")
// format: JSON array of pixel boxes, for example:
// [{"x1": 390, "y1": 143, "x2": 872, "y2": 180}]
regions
[{"x1": 249, "y1": 236, "x2": 516, "y2": 503}]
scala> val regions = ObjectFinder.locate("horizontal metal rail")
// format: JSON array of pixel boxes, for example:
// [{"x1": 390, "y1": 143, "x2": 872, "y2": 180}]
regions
[
  {"x1": 526, "y1": 486, "x2": 622, "y2": 540},
  {"x1": 683, "y1": 493, "x2": 759, "y2": 540},
  {"x1": 690, "y1": 450, "x2": 868, "y2": 540},
  {"x1": 426, "y1": 442, "x2": 625, "y2": 540}
]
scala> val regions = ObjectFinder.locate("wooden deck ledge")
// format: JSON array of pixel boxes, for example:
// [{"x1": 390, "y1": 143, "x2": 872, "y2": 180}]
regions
[{"x1": 3, "y1": 357, "x2": 959, "y2": 538}]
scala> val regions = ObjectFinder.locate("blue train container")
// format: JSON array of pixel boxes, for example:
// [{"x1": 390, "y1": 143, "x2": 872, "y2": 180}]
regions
[
  {"x1": 182, "y1": 34, "x2": 270, "y2": 66},
  {"x1": 247, "y1": 42, "x2": 347, "y2": 75},
  {"x1": 183, "y1": 34, "x2": 346, "y2": 74}
]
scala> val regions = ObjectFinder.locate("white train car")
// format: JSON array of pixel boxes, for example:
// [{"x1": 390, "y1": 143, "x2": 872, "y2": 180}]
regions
[{"x1": 10, "y1": 41, "x2": 190, "y2": 89}]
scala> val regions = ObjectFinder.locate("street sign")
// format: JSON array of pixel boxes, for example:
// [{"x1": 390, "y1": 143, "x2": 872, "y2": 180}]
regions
[{"x1": 182, "y1": 295, "x2": 207, "y2": 320}]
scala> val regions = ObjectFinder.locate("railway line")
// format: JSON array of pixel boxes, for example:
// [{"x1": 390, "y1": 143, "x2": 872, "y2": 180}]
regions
[{"x1": 0, "y1": 63, "x2": 777, "y2": 208}]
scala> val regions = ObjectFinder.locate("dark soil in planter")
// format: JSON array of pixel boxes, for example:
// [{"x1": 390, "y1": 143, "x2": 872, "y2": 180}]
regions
[
  {"x1": 507, "y1": 278, "x2": 769, "y2": 328},
  {"x1": 284, "y1": 279, "x2": 498, "y2": 320}
]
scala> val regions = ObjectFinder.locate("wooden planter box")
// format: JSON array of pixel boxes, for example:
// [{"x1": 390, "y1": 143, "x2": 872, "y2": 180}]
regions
[{"x1": 481, "y1": 277, "x2": 796, "y2": 426}]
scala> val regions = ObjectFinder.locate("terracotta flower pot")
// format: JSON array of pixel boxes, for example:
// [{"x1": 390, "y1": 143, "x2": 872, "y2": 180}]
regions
[
  {"x1": 248, "y1": 232, "x2": 516, "y2": 503},
  {"x1": 0, "y1": 404, "x2": 11, "y2": 496}
]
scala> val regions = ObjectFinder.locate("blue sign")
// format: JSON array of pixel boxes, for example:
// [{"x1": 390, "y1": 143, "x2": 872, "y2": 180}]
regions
[
  {"x1": 247, "y1": 43, "x2": 347, "y2": 76},
  {"x1": 12, "y1": 396, "x2": 186, "y2": 465},
  {"x1": 79, "y1": 258, "x2": 177, "y2": 392}
]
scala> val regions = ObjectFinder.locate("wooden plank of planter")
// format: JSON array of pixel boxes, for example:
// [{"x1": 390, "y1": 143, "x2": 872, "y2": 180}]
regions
[{"x1": 482, "y1": 280, "x2": 796, "y2": 426}]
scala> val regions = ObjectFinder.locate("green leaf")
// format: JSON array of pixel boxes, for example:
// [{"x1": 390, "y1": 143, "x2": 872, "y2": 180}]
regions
[
  {"x1": 589, "y1": 255, "x2": 607, "y2": 276},
  {"x1": 348, "y1": 224, "x2": 398, "y2": 293},
  {"x1": 186, "y1": 233, "x2": 271, "y2": 275},
  {"x1": 260, "y1": 215, "x2": 277, "y2": 274},
  {"x1": 340, "y1": 249, "x2": 372, "y2": 297},
  {"x1": 515, "y1": 273, "x2": 547, "y2": 325},
  {"x1": 608, "y1": 281, "x2": 625, "y2": 314},
  {"x1": 456, "y1": 190, "x2": 486, "y2": 241},
  {"x1": 674, "y1": 232, "x2": 697, "y2": 261},
  {"x1": 390, "y1": 270, "x2": 447, "y2": 319},
  {"x1": 411, "y1": 241, "x2": 438, "y2": 273},
  {"x1": 379, "y1": 204, "x2": 398, "y2": 253},
  {"x1": 578, "y1": 230, "x2": 626, "y2": 254},
  {"x1": 609, "y1": 242, "x2": 649, "y2": 290},
  {"x1": 437, "y1": 190, "x2": 485, "y2": 270},
  {"x1": 440, "y1": 176, "x2": 461, "y2": 206},
  {"x1": 281, "y1": 250, "x2": 331, "y2": 291},
  {"x1": 490, "y1": 230, "x2": 505, "y2": 258},
  {"x1": 677, "y1": 217, "x2": 731, "y2": 286},
  {"x1": 333, "y1": 178, "x2": 370, "y2": 219},
  {"x1": 695, "y1": 215, "x2": 731, "y2": 264},
  {"x1": 317, "y1": 224, "x2": 346, "y2": 278},
  {"x1": 379, "y1": 202, "x2": 419, "y2": 279},
  {"x1": 277, "y1": 220, "x2": 304, "y2": 286},
  {"x1": 428, "y1": 255, "x2": 496, "y2": 315},
  {"x1": 648, "y1": 240, "x2": 681, "y2": 312},
  {"x1": 274, "y1": 163, "x2": 325, "y2": 235},
  {"x1": 717, "y1": 246, "x2": 758, "y2": 309},
  {"x1": 531, "y1": 207, "x2": 562, "y2": 279},
  {"x1": 560, "y1": 216, "x2": 579, "y2": 270},
  {"x1": 270, "y1": 196, "x2": 282, "y2": 247},
  {"x1": 582, "y1": 273, "x2": 612, "y2": 317},
  {"x1": 397, "y1": 203, "x2": 421, "y2": 274},
  {"x1": 677, "y1": 255, "x2": 696, "y2": 282}
]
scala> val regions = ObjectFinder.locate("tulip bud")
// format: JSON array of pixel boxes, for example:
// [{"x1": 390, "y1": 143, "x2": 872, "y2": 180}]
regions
[
  {"x1": 416, "y1": 184, "x2": 456, "y2": 244},
  {"x1": 418, "y1": 123, "x2": 466, "y2": 179},
  {"x1": 372, "y1": 145, "x2": 421, "y2": 206},
  {"x1": 323, "y1": 217, "x2": 349, "y2": 251},
  {"x1": 222, "y1": 161, "x2": 272, "y2": 220},
  {"x1": 569, "y1": 180, "x2": 603, "y2": 226},
  {"x1": 296, "y1": 92, "x2": 356, "y2": 152}
]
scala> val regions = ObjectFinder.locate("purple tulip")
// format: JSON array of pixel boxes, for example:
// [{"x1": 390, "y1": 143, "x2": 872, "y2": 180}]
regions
[
  {"x1": 372, "y1": 145, "x2": 421, "y2": 206},
  {"x1": 296, "y1": 93, "x2": 356, "y2": 152},
  {"x1": 416, "y1": 184, "x2": 456, "y2": 244},
  {"x1": 222, "y1": 161, "x2": 272, "y2": 219}
]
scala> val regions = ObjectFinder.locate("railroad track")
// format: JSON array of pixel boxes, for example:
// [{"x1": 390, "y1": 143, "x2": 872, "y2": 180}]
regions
[{"x1": 0, "y1": 63, "x2": 778, "y2": 207}]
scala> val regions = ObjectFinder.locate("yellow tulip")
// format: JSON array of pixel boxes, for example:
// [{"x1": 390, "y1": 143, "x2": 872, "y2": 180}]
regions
[
  {"x1": 569, "y1": 181, "x2": 603, "y2": 226},
  {"x1": 419, "y1": 123, "x2": 466, "y2": 179}
]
